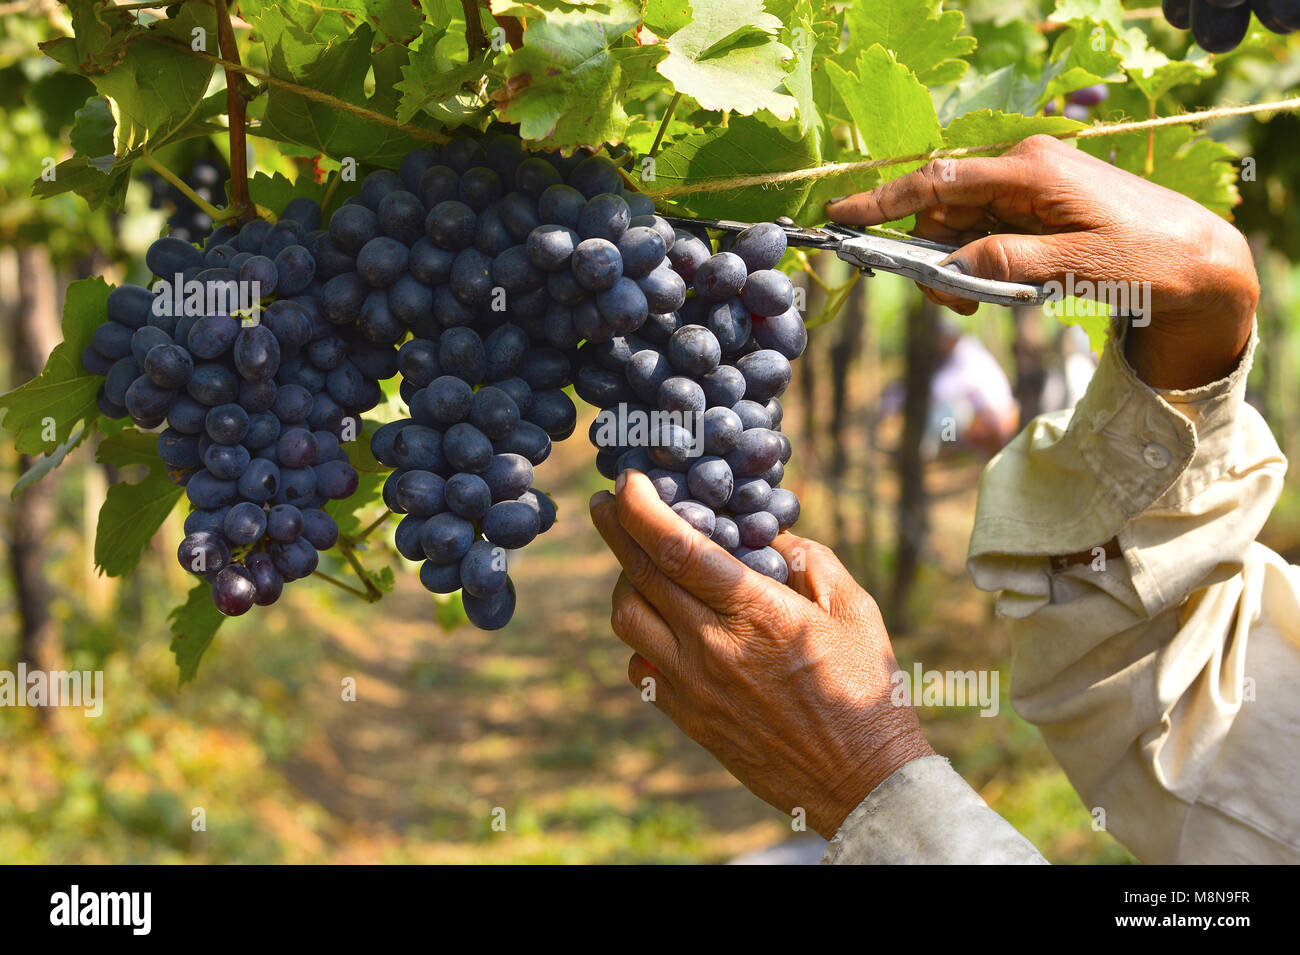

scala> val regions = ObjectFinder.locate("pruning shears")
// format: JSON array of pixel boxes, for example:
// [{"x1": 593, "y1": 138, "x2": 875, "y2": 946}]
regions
[{"x1": 662, "y1": 216, "x2": 1052, "y2": 308}]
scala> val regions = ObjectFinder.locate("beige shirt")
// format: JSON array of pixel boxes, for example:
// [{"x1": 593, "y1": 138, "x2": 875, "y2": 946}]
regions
[{"x1": 827, "y1": 319, "x2": 1300, "y2": 864}]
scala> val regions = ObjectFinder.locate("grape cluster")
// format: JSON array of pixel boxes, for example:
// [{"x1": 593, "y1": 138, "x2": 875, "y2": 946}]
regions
[
  {"x1": 79, "y1": 131, "x2": 809, "y2": 628},
  {"x1": 572, "y1": 220, "x2": 805, "y2": 583},
  {"x1": 82, "y1": 201, "x2": 386, "y2": 615},
  {"x1": 1162, "y1": 0, "x2": 1297, "y2": 52},
  {"x1": 142, "y1": 155, "x2": 228, "y2": 243},
  {"x1": 360, "y1": 136, "x2": 664, "y2": 628}
]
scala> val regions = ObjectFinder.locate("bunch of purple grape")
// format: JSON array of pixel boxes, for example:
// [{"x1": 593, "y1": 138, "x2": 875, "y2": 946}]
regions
[
  {"x1": 78, "y1": 131, "x2": 809, "y2": 628},
  {"x1": 1162, "y1": 0, "x2": 1297, "y2": 52},
  {"x1": 81, "y1": 202, "x2": 388, "y2": 615},
  {"x1": 573, "y1": 220, "x2": 803, "y2": 583}
]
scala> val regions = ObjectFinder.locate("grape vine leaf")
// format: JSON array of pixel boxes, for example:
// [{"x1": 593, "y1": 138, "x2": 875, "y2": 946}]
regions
[
  {"x1": 94, "y1": 428, "x2": 184, "y2": 578},
  {"x1": 11, "y1": 426, "x2": 92, "y2": 499},
  {"x1": 840, "y1": 0, "x2": 977, "y2": 86},
  {"x1": 38, "y1": 0, "x2": 141, "y2": 75},
  {"x1": 1111, "y1": 26, "x2": 1214, "y2": 101},
  {"x1": 70, "y1": 95, "x2": 116, "y2": 171},
  {"x1": 652, "y1": 116, "x2": 820, "y2": 221},
  {"x1": 779, "y1": 0, "x2": 837, "y2": 139},
  {"x1": 1049, "y1": 0, "x2": 1125, "y2": 30},
  {"x1": 496, "y1": 1, "x2": 643, "y2": 150},
  {"x1": 258, "y1": 24, "x2": 433, "y2": 166},
  {"x1": 943, "y1": 109, "x2": 1085, "y2": 150},
  {"x1": 169, "y1": 580, "x2": 226, "y2": 687},
  {"x1": 827, "y1": 46, "x2": 944, "y2": 183},
  {"x1": 655, "y1": 0, "x2": 797, "y2": 121},
  {"x1": 395, "y1": 23, "x2": 493, "y2": 124},
  {"x1": 0, "y1": 277, "x2": 109, "y2": 456}
]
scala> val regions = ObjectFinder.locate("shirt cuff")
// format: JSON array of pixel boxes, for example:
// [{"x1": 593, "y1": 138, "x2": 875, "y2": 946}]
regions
[
  {"x1": 968, "y1": 316, "x2": 1257, "y2": 567},
  {"x1": 821, "y1": 755, "x2": 1048, "y2": 865}
]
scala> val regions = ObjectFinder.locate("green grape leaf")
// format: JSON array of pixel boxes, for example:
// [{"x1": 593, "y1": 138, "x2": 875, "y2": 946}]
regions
[
  {"x1": 943, "y1": 109, "x2": 1085, "y2": 151},
  {"x1": 1048, "y1": 0, "x2": 1124, "y2": 29},
  {"x1": 82, "y1": 5, "x2": 216, "y2": 152},
  {"x1": 259, "y1": 24, "x2": 433, "y2": 166},
  {"x1": 169, "y1": 581, "x2": 226, "y2": 687},
  {"x1": 39, "y1": 0, "x2": 141, "y2": 74},
  {"x1": 70, "y1": 95, "x2": 115, "y2": 165},
  {"x1": 643, "y1": 0, "x2": 693, "y2": 36},
  {"x1": 368, "y1": 566, "x2": 396, "y2": 595},
  {"x1": 939, "y1": 25, "x2": 1120, "y2": 122},
  {"x1": 95, "y1": 428, "x2": 184, "y2": 578},
  {"x1": 0, "y1": 277, "x2": 109, "y2": 455},
  {"x1": 655, "y1": 0, "x2": 797, "y2": 120},
  {"x1": 841, "y1": 0, "x2": 977, "y2": 86},
  {"x1": 31, "y1": 156, "x2": 133, "y2": 209},
  {"x1": 496, "y1": 2, "x2": 642, "y2": 150},
  {"x1": 1112, "y1": 26, "x2": 1214, "y2": 101},
  {"x1": 651, "y1": 116, "x2": 820, "y2": 221},
  {"x1": 781, "y1": 0, "x2": 837, "y2": 139},
  {"x1": 827, "y1": 46, "x2": 944, "y2": 182},
  {"x1": 11, "y1": 425, "x2": 93, "y2": 498},
  {"x1": 395, "y1": 24, "x2": 493, "y2": 124}
]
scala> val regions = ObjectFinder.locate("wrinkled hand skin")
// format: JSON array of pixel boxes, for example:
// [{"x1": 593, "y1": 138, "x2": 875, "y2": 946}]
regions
[
  {"x1": 826, "y1": 135, "x2": 1259, "y2": 390},
  {"x1": 590, "y1": 471, "x2": 933, "y2": 839}
]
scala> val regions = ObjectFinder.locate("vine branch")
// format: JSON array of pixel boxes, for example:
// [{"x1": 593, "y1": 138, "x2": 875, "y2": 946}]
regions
[
  {"x1": 312, "y1": 569, "x2": 373, "y2": 601},
  {"x1": 213, "y1": 0, "x2": 253, "y2": 223}
]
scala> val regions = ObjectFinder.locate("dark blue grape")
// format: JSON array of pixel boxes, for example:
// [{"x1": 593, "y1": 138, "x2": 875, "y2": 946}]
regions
[
  {"x1": 568, "y1": 156, "x2": 622, "y2": 198},
  {"x1": 177, "y1": 531, "x2": 230, "y2": 576},
  {"x1": 672, "y1": 500, "x2": 716, "y2": 537},
  {"x1": 277, "y1": 427, "x2": 317, "y2": 467},
  {"x1": 187, "y1": 363, "x2": 239, "y2": 406},
  {"x1": 419, "y1": 559, "x2": 463, "y2": 594},
  {"x1": 273, "y1": 244, "x2": 316, "y2": 296},
  {"x1": 469, "y1": 387, "x2": 520, "y2": 440},
  {"x1": 261, "y1": 220, "x2": 305, "y2": 258},
  {"x1": 482, "y1": 453, "x2": 534, "y2": 503},
  {"x1": 737, "y1": 349, "x2": 792, "y2": 401},
  {"x1": 321, "y1": 272, "x2": 368, "y2": 325},
  {"x1": 394, "y1": 513, "x2": 424, "y2": 559},
  {"x1": 369, "y1": 420, "x2": 406, "y2": 468},
  {"x1": 269, "y1": 537, "x2": 319, "y2": 580},
  {"x1": 516, "y1": 158, "x2": 562, "y2": 198},
  {"x1": 125, "y1": 376, "x2": 176, "y2": 427},
  {"x1": 239, "y1": 255, "x2": 278, "y2": 297},
  {"x1": 204, "y1": 442, "x2": 250, "y2": 480},
  {"x1": 266, "y1": 503, "x2": 303, "y2": 542},
  {"x1": 492, "y1": 420, "x2": 551, "y2": 466},
  {"x1": 272, "y1": 383, "x2": 313, "y2": 424},
  {"x1": 711, "y1": 515, "x2": 740, "y2": 552},
  {"x1": 616, "y1": 226, "x2": 666, "y2": 279},
  {"x1": 462, "y1": 576, "x2": 516, "y2": 629},
  {"x1": 667, "y1": 233, "x2": 712, "y2": 282},
  {"x1": 736, "y1": 510, "x2": 779, "y2": 550},
  {"x1": 107, "y1": 284, "x2": 157, "y2": 329},
  {"x1": 395, "y1": 470, "x2": 447, "y2": 517},
  {"x1": 146, "y1": 236, "x2": 204, "y2": 277},
  {"x1": 419, "y1": 165, "x2": 460, "y2": 209},
  {"x1": 483, "y1": 500, "x2": 540, "y2": 549},
  {"x1": 445, "y1": 471, "x2": 493, "y2": 520},
  {"x1": 728, "y1": 476, "x2": 773, "y2": 513},
  {"x1": 538, "y1": 183, "x2": 586, "y2": 229},
  {"x1": 239, "y1": 458, "x2": 282, "y2": 504},
  {"x1": 427, "y1": 200, "x2": 477, "y2": 251},
  {"x1": 741, "y1": 269, "x2": 795, "y2": 317},
  {"x1": 104, "y1": 358, "x2": 141, "y2": 406},
  {"x1": 187, "y1": 314, "x2": 239, "y2": 360},
  {"x1": 421, "y1": 512, "x2": 476, "y2": 564},
  {"x1": 235, "y1": 220, "x2": 273, "y2": 254},
  {"x1": 694, "y1": 252, "x2": 748, "y2": 302},
  {"x1": 571, "y1": 238, "x2": 622, "y2": 291},
  {"x1": 459, "y1": 539, "x2": 508, "y2": 596},
  {"x1": 498, "y1": 191, "x2": 541, "y2": 242},
  {"x1": 168, "y1": 394, "x2": 208, "y2": 434},
  {"x1": 246, "y1": 551, "x2": 284, "y2": 606},
  {"x1": 735, "y1": 546, "x2": 788, "y2": 582},
  {"x1": 158, "y1": 429, "x2": 202, "y2": 469},
  {"x1": 394, "y1": 425, "x2": 444, "y2": 471},
  {"x1": 233, "y1": 325, "x2": 280, "y2": 382},
  {"x1": 130, "y1": 325, "x2": 171, "y2": 367},
  {"x1": 648, "y1": 468, "x2": 689, "y2": 505},
  {"x1": 444, "y1": 422, "x2": 494, "y2": 473},
  {"x1": 752, "y1": 305, "x2": 807, "y2": 359},
  {"x1": 409, "y1": 238, "x2": 456, "y2": 287},
  {"x1": 687, "y1": 456, "x2": 734, "y2": 509},
  {"x1": 186, "y1": 470, "x2": 239, "y2": 510},
  {"x1": 92, "y1": 321, "x2": 135, "y2": 361},
  {"x1": 731, "y1": 222, "x2": 787, "y2": 271},
  {"x1": 703, "y1": 408, "x2": 743, "y2": 457},
  {"x1": 223, "y1": 501, "x2": 268, "y2": 547},
  {"x1": 356, "y1": 236, "x2": 410, "y2": 288},
  {"x1": 767, "y1": 488, "x2": 800, "y2": 530},
  {"x1": 450, "y1": 248, "x2": 494, "y2": 306}
]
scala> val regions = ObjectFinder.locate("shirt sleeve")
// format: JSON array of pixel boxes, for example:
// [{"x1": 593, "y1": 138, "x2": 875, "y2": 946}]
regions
[
  {"x1": 967, "y1": 317, "x2": 1300, "y2": 863},
  {"x1": 822, "y1": 756, "x2": 1048, "y2": 865}
]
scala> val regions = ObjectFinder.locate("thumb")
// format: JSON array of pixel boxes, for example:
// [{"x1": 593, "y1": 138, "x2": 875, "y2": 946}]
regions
[{"x1": 945, "y1": 231, "x2": 1082, "y2": 286}]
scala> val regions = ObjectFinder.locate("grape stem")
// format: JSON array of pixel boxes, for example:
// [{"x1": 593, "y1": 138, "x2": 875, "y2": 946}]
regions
[
  {"x1": 214, "y1": 0, "x2": 254, "y2": 223},
  {"x1": 649, "y1": 92, "x2": 681, "y2": 158},
  {"x1": 311, "y1": 569, "x2": 373, "y2": 601},
  {"x1": 337, "y1": 535, "x2": 385, "y2": 602},
  {"x1": 139, "y1": 151, "x2": 240, "y2": 222},
  {"x1": 461, "y1": 0, "x2": 489, "y2": 57}
]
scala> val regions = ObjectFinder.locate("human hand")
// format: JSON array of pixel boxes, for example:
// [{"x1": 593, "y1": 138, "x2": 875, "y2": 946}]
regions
[
  {"x1": 590, "y1": 471, "x2": 933, "y2": 838},
  {"x1": 827, "y1": 135, "x2": 1258, "y2": 389}
]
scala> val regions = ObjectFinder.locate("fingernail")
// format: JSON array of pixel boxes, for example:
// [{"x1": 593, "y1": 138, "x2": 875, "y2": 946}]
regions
[
  {"x1": 615, "y1": 470, "x2": 627, "y2": 494},
  {"x1": 827, "y1": 195, "x2": 849, "y2": 205}
]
